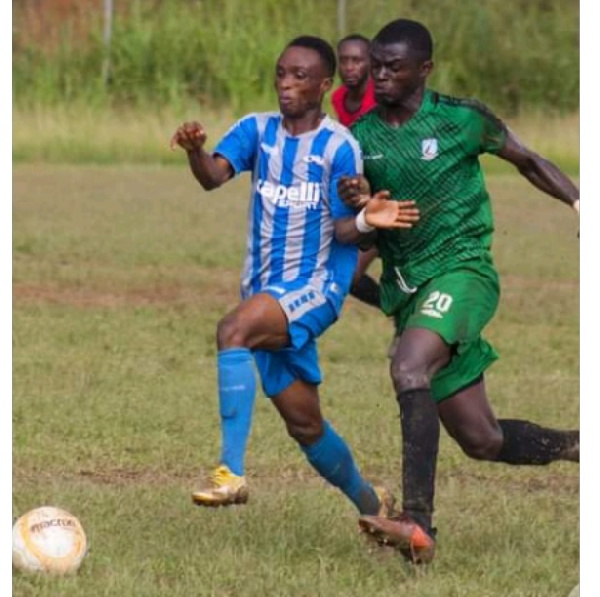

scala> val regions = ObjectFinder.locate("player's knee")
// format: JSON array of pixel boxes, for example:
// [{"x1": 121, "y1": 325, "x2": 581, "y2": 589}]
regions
[
  {"x1": 285, "y1": 417, "x2": 324, "y2": 447},
  {"x1": 458, "y1": 428, "x2": 503, "y2": 461},
  {"x1": 216, "y1": 313, "x2": 248, "y2": 349},
  {"x1": 391, "y1": 359, "x2": 431, "y2": 394}
]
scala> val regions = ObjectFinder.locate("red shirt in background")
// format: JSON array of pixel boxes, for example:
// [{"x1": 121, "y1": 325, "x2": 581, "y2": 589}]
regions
[{"x1": 331, "y1": 78, "x2": 376, "y2": 127}]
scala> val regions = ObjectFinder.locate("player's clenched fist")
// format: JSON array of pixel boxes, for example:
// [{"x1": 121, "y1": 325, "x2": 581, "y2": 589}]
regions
[
  {"x1": 338, "y1": 175, "x2": 372, "y2": 209},
  {"x1": 170, "y1": 121, "x2": 207, "y2": 152}
]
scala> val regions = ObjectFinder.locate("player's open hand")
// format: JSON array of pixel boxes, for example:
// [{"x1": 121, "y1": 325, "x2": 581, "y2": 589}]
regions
[
  {"x1": 338, "y1": 175, "x2": 372, "y2": 209},
  {"x1": 365, "y1": 192, "x2": 420, "y2": 229},
  {"x1": 170, "y1": 121, "x2": 207, "y2": 152}
]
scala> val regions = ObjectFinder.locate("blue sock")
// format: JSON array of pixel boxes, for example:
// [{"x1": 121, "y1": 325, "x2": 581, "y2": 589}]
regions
[
  {"x1": 217, "y1": 347, "x2": 256, "y2": 476},
  {"x1": 301, "y1": 421, "x2": 379, "y2": 515}
]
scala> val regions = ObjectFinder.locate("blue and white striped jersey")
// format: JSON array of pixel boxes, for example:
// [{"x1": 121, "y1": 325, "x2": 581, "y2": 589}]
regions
[{"x1": 214, "y1": 112, "x2": 362, "y2": 311}]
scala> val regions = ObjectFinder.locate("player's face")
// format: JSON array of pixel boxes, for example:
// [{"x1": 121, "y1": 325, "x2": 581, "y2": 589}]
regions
[
  {"x1": 337, "y1": 40, "x2": 370, "y2": 89},
  {"x1": 275, "y1": 46, "x2": 332, "y2": 118},
  {"x1": 369, "y1": 41, "x2": 432, "y2": 107}
]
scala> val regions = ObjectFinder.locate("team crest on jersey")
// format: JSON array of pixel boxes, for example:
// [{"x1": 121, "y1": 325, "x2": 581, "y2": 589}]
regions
[{"x1": 421, "y1": 138, "x2": 439, "y2": 161}]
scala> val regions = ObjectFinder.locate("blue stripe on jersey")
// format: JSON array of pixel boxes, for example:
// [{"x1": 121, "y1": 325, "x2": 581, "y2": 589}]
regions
[
  {"x1": 323, "y1": 140, "x2": 361, "y2": 297},
  {"x1": 251, "y1": 115, "x2": 279, "y2": 293},
  {"x1": 298, "y1": 128, "x2": 334, "y2": 280},
  {"x1": 213, "y1": 115, "x2": 259, "y2": 174},
  {"x1": 267, "y1": 135, "x2": 299, "y2": 284},
  {"x1": 328, "y1": 140, "x2": 362, "y2": 219}
]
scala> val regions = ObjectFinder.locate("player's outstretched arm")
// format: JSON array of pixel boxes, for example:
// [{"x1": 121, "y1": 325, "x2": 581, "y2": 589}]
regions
[
  {"x1": 335, "y1": 191, "x2": 420, "y2": 245},
  {"x1": 497, "y1": 130, "x2": 580, "y2": 213},
  {"x1": 364, "y1": 192, "x2": 420, "y2": 228},
  {"x1": 170, "y1": 121, "x2": 233, "y2": 191}
]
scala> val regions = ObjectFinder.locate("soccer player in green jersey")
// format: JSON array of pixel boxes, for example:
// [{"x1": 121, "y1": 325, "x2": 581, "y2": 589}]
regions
[{"x1": 337, "y1": 19, "x2": 580, "y2": 564}]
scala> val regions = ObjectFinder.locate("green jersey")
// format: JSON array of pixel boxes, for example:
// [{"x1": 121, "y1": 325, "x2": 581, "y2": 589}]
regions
[{"x1": 350, "y1": 89, "x2": 507, "y2": 315}]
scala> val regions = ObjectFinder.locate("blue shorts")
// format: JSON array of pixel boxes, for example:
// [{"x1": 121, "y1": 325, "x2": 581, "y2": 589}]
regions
[{"x1": 253, "y1": 281, "x2": 339, "y2": 398}]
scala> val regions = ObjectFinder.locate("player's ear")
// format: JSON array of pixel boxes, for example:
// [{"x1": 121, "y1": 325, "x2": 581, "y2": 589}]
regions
[
  {"x1": 321, "y1": 77, "x2": 333, "y2": 94},
  {"x1": 420, "y1": 60, "x2": 434, "y2": 79}
]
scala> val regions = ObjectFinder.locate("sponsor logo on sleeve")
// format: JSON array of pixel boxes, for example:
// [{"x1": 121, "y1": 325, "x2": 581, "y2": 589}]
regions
[{"x1": 260, "y1": 143, "x2": 279, "y2": 157}]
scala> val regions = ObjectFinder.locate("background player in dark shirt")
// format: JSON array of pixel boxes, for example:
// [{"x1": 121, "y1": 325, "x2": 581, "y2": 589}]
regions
[
  {"x1": 332, "y1": 34, "x2": 376, "y2": 126},
  {"x1": 332, "y1": 34, "x2": 380, "y2": 308},
  {"x1": 338, "y1": 18, "x2": 580, "y2": 564}
]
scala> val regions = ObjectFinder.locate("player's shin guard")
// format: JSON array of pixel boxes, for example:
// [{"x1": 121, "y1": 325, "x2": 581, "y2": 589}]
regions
[
  {"x1": 397, "y1": 389, "x2": 440, "y2": 533},
  {"x1": 217, "y1": 348, "x2": 256, "y2": 476},
  {"x1": 495, "y1": 419, "x2": 579, "y2": 464},
  {"x1": 301, "y1": 421, "x2": 380, "y2": 515}
]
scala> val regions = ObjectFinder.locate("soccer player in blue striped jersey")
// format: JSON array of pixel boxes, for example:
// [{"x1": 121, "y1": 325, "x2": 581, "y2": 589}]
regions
[{"x1": 170, "y1": 36, "x2": 419, "y2": 520}]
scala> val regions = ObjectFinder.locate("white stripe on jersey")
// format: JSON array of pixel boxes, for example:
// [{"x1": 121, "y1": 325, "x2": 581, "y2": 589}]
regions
[{"x1": 280, "y1": 133, "x2": 315, "y2": 282}]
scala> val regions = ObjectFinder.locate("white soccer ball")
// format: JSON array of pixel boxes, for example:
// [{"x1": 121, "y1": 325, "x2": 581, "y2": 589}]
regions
[{"x1": 12, "y1": 506, "x2": 88, "y2": 575}]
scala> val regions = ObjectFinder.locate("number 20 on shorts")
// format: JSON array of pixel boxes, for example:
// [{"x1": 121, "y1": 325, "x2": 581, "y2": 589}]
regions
[{"x1": 420, "y1": 291, "x2": 453, "y2": 319}]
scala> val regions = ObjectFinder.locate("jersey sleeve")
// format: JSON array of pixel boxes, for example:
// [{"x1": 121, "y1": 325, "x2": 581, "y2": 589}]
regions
[
  {"x1": 467, "y1": 101, "x2": 508, "y2": 155},
  {"x1": 328, "y1": 138, "x2": 364, "y2": 219},
  {"x1": 213, "y1": 115, "x2": 259, "y2": 174}
]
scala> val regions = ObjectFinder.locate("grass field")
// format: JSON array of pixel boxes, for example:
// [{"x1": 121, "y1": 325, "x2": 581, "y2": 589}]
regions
[
  {"x1": 12, "y1": 164, "x2": 579, "y2": 596},
  {"x1": 11, "y1": 107, "x2": 581, "y2": 176}
]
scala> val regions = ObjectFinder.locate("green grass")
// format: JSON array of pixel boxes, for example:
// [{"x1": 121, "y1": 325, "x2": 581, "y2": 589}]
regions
[
  {"x1": 12, "y1": 106, "x2": 580, "y2": 176},
  {"x1": 12, "y1": 165, "x2": 579, "y2": 596}
]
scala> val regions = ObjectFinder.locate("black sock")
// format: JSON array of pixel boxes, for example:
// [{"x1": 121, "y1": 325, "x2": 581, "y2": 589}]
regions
[
  {"x1": 397, "y1": 388, "x2": 439, "y2": 533},
  {"x1": 350, "y1": 274, "x2": 380, "y2": 308},
  {"x1": 496, "y1": 419, "x2": 579, "y2": 465}
]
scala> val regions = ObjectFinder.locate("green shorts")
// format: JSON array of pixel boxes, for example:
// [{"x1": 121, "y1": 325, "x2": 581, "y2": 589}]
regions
[{"x1": 390, "y1": 257, "x2": 500, "y2": 402}]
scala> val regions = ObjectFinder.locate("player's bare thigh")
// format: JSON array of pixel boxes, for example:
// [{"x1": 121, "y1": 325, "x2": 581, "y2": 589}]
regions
[{"x1": 217, "y1": 293, "x2": 289, "y2": 350}]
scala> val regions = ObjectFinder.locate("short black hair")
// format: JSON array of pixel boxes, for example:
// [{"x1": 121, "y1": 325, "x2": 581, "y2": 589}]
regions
[
  {"x1": 287, "y1": 36, "x2": 336, "y2": 78},
  {"x1": 373, "y1": 19, "x2": 433, "y2": 61},
  {"x1": 337, "y1": 33, "x2": 370, "y2": 50}
]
